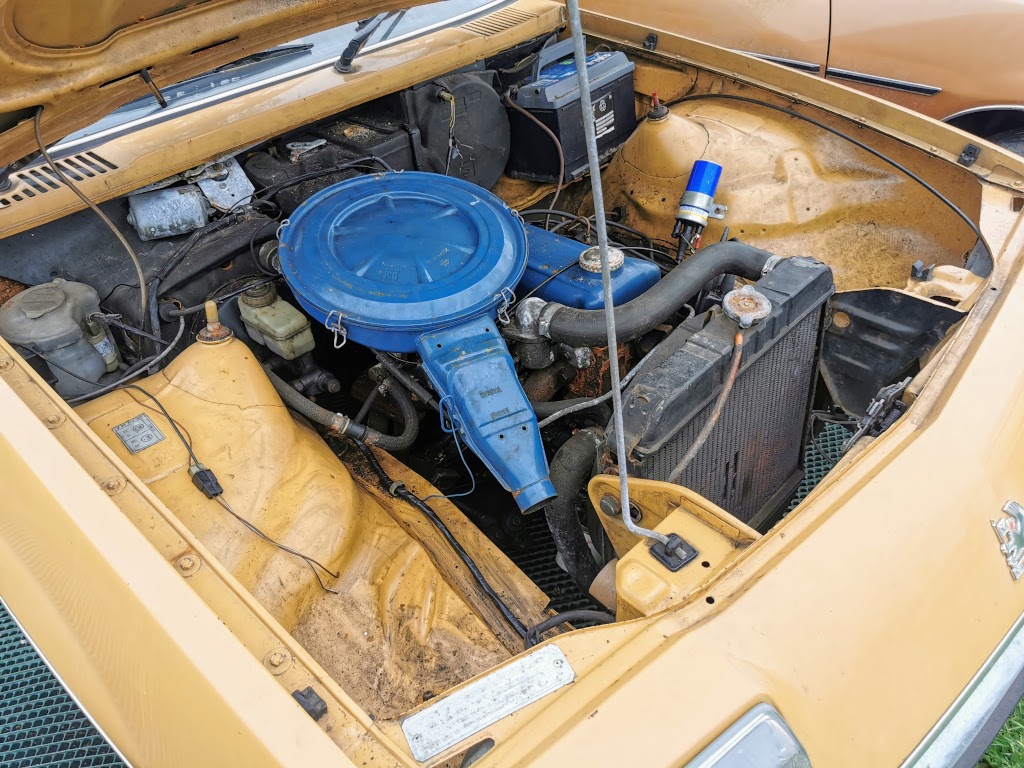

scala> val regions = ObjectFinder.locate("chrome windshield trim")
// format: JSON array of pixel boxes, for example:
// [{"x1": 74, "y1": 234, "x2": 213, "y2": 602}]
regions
[
  {"x1": 825, "y1": 67, "x2": 941, "y2": 96},
  {"x1": 0, "y1": 595, "x2": 134, "y2": 767},
  {"x1": 50, "y1": 0, "x2": 511, "y2": 157},
  {"x1": 943, "y1": 104, "x2": 1024, "y2": 123},
  {"x1": 740, "y1": 51, "x2": 820, "y2": 74},
  {"x1": 901, "y1": 610, "x2": 1024, "y2": 767}
]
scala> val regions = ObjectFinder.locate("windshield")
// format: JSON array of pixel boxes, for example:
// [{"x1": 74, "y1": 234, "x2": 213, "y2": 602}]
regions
[{"x1": 55, "y1": 0, "x2": 510, "y2": 153}]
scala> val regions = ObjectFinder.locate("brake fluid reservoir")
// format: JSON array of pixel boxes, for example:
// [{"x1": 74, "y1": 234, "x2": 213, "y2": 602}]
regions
[
  {"x1": 278, "y1": 172, "x2": 556, "y2": 513},
  {"x1": 238, "y1": 283, "x2": 315, "y2": 360},
  {"x1": 0, "y1": 279, "x2": 107, "y2": 396}
]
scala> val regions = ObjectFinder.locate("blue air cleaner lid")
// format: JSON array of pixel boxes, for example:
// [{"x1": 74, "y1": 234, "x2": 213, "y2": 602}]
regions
[{"x1": 278, "y1": 172, "x2": 528, "y2": 352}]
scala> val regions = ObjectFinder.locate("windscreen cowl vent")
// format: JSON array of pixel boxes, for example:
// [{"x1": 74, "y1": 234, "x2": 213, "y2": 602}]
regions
[
  {"x1": 461, "y1": 7, "x2": 536, "y2": 37},
  {"x1": 0, "y1": 152, "x2": 118, "y2": 209}
]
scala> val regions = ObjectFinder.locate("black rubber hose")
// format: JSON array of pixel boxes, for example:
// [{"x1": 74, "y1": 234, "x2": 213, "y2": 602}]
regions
[
  {"x1": 545, "y1": 241, "x2": 775, "y2": 347},
  {"x1": 266, "y1": 367, "x2": 419, "y2": 451},
  {"x1": 354, "y1": 440, "x2": 529, "y2": 639},
  {"x1": 373, "y1": 352, "x2": 439, "y2": 411},
  {"x1": 524, "y1": 609, "x2": 615, "y2": 650},
  {"x1": 545, "y1": 427, "x2": 605, "y2": 595}
]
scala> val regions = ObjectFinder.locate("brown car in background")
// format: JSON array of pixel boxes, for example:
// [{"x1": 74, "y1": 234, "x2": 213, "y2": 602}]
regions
[{"x1": 585, "y1": 0, "x2": 1024, "y2": 151}]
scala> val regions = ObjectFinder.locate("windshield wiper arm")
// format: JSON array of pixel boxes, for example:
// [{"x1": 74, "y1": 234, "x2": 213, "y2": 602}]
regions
[
  {"x1": 334, "y1": 10, "x2": 407, "y2": 73},
  {"x1": 210, "y1": 44, "x2": 315, "y2": 76}
]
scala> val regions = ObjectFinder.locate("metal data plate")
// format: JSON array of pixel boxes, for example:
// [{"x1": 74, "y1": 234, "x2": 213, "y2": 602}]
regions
[
  {"x1": 112, "y1": 413, "x2": 165, "y2": 454},
  {"x1": 401, "y1": 644, "x2": 575, "y2": 762}
]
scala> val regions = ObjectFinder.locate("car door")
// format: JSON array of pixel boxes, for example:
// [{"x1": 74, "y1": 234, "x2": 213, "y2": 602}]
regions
[
  {"x1": 826, "y1": 0, "x2": 1024, "y2": 121},
  {"x1": 581, "y1": 0, "x2": 829, "y2": 76}
]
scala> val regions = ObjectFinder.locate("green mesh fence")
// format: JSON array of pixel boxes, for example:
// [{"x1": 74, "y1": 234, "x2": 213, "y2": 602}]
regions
[{"x1": 0, "y1": 601, "x2": 126, "y2": 768}]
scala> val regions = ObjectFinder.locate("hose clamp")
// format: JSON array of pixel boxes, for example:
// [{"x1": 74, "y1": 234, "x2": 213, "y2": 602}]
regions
[
  {"x1": 537, "y1": 302, "x2": 563, "y2": 339},
  {"x1": 388, "y1": 481, "x2": 406, "y2": 496},
  {"x1": 761, "y1": 254, "x2": 785, "y2": 276}
]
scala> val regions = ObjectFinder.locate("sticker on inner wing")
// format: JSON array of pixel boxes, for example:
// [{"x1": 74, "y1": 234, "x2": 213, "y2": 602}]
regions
[
  {"x1": 112, "y1": 413, "x2": 165, "y2": 454},
  {"x1": 400, "y1": 644, "x2": 574, "y2": 762}
]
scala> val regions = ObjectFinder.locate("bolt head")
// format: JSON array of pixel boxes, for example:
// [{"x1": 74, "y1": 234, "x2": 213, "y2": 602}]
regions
[
  {"x1": 45, "y1": 414, "x2": 62, "y2": 426},
  {"x1": 268, "y1": 651, "x2": 286, "y2": 667},
  {"x1": 600, "y1": 495, "x2": 621, "y2": 517},
  {"x1": 178, "y1": 555, "x2": 196, "y2": 571}
]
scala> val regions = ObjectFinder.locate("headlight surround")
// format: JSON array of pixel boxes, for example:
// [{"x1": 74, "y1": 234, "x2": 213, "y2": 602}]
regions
[{"x1": 686, "y1": 703, "x2": 811, "y2": 768}]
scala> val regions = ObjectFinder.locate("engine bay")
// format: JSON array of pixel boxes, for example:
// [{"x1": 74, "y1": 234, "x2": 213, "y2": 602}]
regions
[{"x1": 0, "y1": 25, "x2": 991, "y2": 759}]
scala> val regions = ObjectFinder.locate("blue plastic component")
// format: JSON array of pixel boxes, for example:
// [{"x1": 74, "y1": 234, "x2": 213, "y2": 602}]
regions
[
  {"x1": 278, "y1": 172, "x2": 527, "y2": 353},
  {"x1": 418, "y1": 317, "x2": 556, "y2": 514},
  {"x1": 677, "y1": 160, "x2": 723, "y2": 230},
  {"x1": 278, "y1": 172, "x2": 555, "y2": 513},
  {"x1": 686, "y1": 160, "x2": 722, "y2": 198},
  {"x1": 518, "y1": 225, "x2": 661, "y2": 309}
]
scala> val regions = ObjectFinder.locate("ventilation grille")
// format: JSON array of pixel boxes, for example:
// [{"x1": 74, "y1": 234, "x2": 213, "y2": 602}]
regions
[
  {"x1": 640, "y1": 310, "x2": 823, "y2": 526},
  {"x1": 0, "y1": 600, "x2": 126, "y2": 767},
  {"x1": 0, "y1": 152, "x2": 118, "y2": 209},
  {"x1": 461, "y1": 7, "x2": 536, "y2": 36}
]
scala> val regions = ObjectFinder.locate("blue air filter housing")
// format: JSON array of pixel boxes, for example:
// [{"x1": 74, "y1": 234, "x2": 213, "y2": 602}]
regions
[{"x1": 278, "y1": 172, "x2": 556, "y2": 513}]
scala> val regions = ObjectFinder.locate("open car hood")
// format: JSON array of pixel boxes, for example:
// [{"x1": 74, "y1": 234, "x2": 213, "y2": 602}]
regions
[{"x1": 0, "y1": 0, "x2": 430, "y2": 166}]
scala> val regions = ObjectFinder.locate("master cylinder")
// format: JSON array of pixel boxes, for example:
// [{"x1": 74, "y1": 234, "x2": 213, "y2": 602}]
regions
[{"x1": 278, "y1": 172, "x2": 556, "y2": 513}]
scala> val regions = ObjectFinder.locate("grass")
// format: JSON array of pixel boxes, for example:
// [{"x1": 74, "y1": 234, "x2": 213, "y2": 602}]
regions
[{"x1": 979, "y1": 698, "x2": 1024, "y2": 768}]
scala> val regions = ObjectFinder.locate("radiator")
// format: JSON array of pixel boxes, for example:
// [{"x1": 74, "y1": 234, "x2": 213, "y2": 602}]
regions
[{"x1": 613, "y1": 256, "x2": 834, "y2": 530}]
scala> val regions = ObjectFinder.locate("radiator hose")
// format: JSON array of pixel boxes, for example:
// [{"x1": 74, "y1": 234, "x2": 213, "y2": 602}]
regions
[
  {"x1": 545, "y1": 241, "x2": 776, "y2": 346},
  {"x1": 265, "y1": 367, "x2": 419, "y2": 451},
  {"x1": 545, "y1": 427, "x2": 605, "y2": 595}
]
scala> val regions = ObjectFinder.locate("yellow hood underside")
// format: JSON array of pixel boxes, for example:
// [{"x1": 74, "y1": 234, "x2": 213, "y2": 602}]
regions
[{"x1": 0, "y1": 0, "x2": 434, "y2": 165}]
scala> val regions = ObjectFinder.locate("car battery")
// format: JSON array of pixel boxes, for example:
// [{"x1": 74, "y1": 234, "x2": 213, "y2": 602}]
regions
[{"x1": 507, "y1": 38, "x2": 636, "y2": 183}]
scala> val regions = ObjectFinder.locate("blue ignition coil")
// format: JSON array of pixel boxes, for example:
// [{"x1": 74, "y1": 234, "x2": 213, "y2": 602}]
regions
[{"x1": 673, "y1": 160, "x2": 727, "y2": 256}]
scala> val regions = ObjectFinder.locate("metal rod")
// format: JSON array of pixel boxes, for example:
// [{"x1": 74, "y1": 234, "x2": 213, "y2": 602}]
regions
[{"x1": 563, "y1": 0, "x2": 667, "y2": 547}]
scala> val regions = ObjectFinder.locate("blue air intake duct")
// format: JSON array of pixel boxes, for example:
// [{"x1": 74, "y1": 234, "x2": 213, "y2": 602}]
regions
[{"x1": 277, "y1": 172, "x2": 557, "y2": 513}]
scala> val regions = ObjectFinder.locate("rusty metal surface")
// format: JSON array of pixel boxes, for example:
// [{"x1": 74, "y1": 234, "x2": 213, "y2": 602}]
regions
[
  {"x1": 0, "y1": 276, "x2": 25, "y2": 306},
  {"x1": 567, "y1": 344, "x2": 632, "y2": 398}
]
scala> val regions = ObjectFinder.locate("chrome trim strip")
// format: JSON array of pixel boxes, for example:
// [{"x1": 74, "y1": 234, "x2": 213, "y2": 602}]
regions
[
  {"x1": 740, "y1": 51, "x2": 820, "y2": 74},
  {"x1": 50, "y1": 0, "x2": 512, "y2": 157},
  {"x1": 901, "y1": 610, "x2": 1024, "y2": 767},
  {"x1": 943, "y1": 104, "x2": 1024, "y2": 123},
  {"x1": 825, "y1": 67, "x2": 941, "y2": 96},
  {"x1": 0, "y1": 595, "x2": 134, "y2": 767}
]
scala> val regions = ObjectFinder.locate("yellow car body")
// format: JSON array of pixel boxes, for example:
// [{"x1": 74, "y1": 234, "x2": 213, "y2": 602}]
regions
[{"x1": 1, "y1": 2, "x2": 1023, "y2": 767}]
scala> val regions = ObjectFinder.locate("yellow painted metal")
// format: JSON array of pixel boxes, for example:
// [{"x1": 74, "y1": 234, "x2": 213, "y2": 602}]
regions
[
  {"x1": 602, "y1": 92, "x2": 981, "y2": 294},
  {"x1": 588, "y1": 477, "x2": 759, "y2": 620},
  {"x1": 0, "y1": 353, "x2": 355, "y2": 768},
  {"x1": 73, "y1": 335, "x2": 534, "y2": 722},
  {"x1": 0, "y1": 0, "x2": 566, "y2": 238},
  {"x1": 1, "y1": 7, "x2": 1024, "y2": 768}
]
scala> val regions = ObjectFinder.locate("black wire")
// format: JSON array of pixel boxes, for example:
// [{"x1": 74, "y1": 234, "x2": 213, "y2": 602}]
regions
[
  {"x1": 121, "y1": 384, "x2": 203, "y2": 466},
  {"x1": 523, "y1": 610, "x2": 615, "y2": 650},
  {"x1": 251, "y1": 156, "x2": 394, "y2": 202},
  {"x1": 353, "y1": 440, "x2": 529, "y2": 639},
  {"x1": 163, "y1": 275, "x2": 278, "y2": 317},
  {"x1": 214, "y1": 496, "x2": 339, "y2": 594},
  {"x1": 512, "y1": 262, "x2": 580, "y2": 307},
  {"x1": 668, "y1": 93, "x2": 993, "y2": 260},
  {"x1": 119, "y1": 383, "x2": 340, "y2": 590},
  {"x1": 248, "y1": 219, "x2": 282, "y2": 277},
  {"x1": 94, "y1": 314, "x2": 171, "y2": 346}
]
